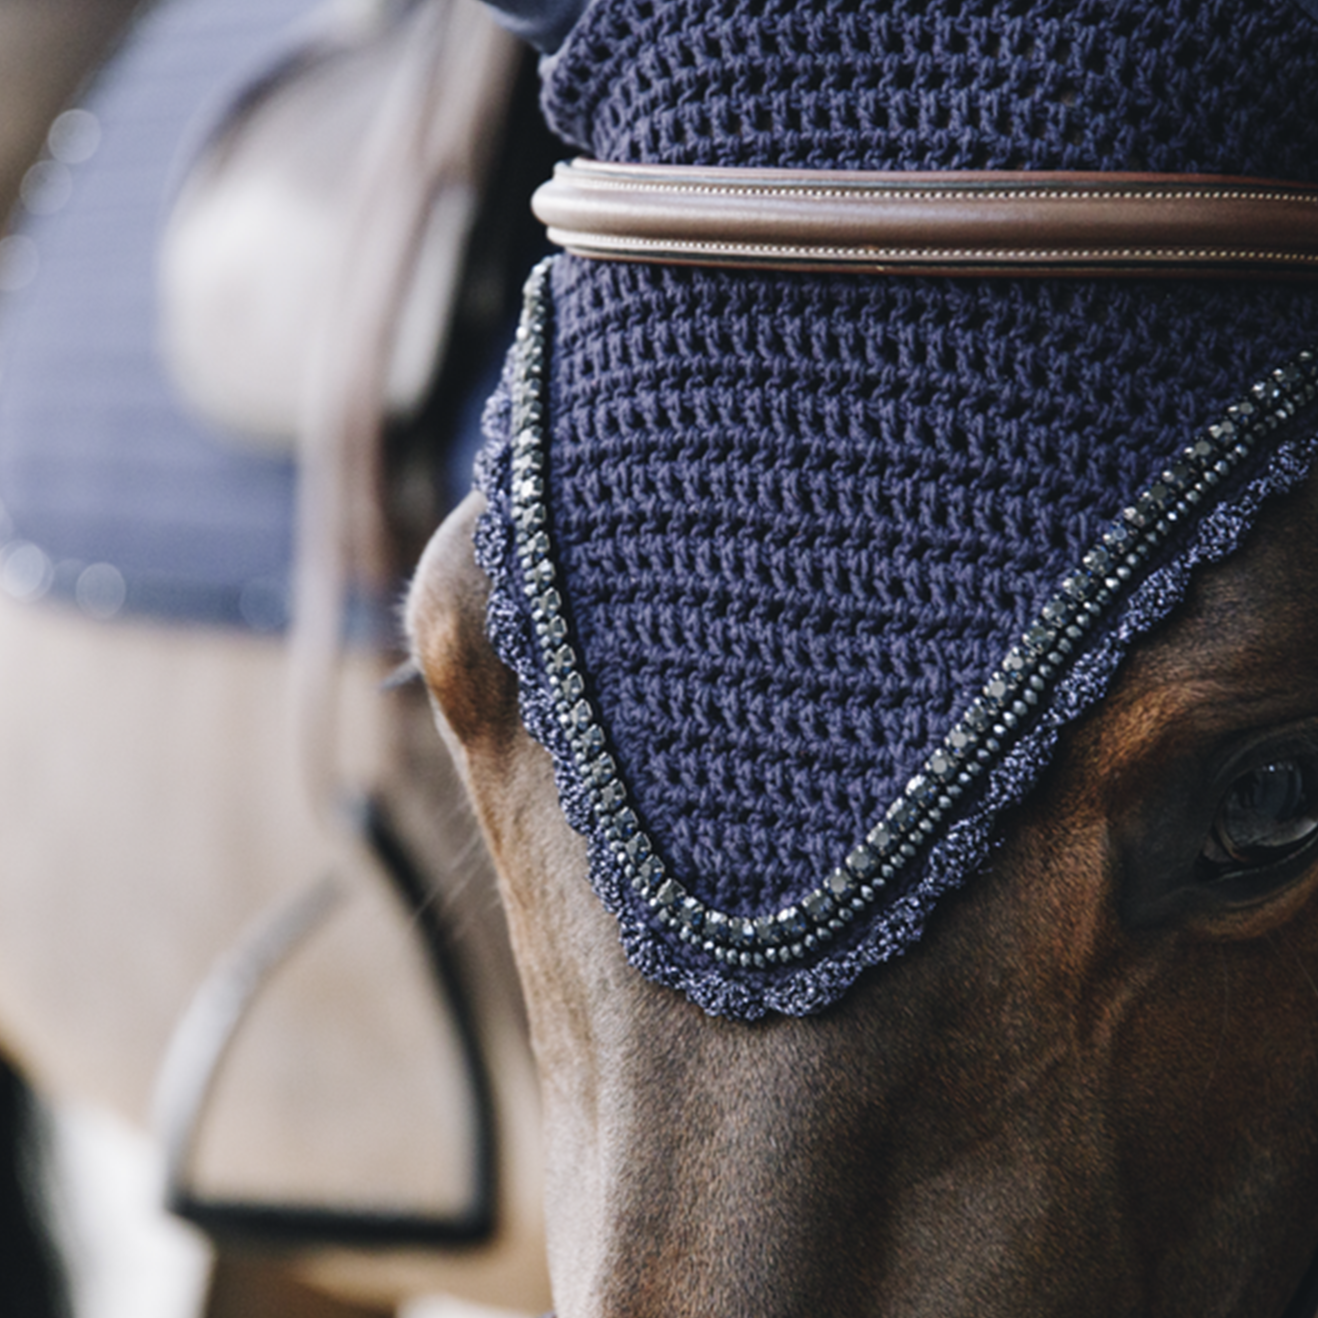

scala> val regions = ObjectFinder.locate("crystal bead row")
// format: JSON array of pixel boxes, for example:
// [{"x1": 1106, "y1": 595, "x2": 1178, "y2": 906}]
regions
[{"x1": 508, "y1": 257, "x2": 1318, "y2": 971}]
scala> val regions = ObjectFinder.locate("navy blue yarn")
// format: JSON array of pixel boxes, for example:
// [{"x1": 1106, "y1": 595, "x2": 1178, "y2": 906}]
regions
[
  {"x1": 477, "y1": 0, "x2": 1318, "y2": 1017},
  {"x1": 543, "y1": 0, "x2": 1318, "y2": 180},
  {"x1": 477, "y1": 282, "x2": 1318, "y2": 1018}
]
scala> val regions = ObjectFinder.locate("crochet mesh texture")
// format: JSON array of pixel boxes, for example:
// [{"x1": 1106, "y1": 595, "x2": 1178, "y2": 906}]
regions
[
  {"x1": 543, "y1": 267, "x2": 1314, "y2": 916},
  {"x1": 477, "y1": 0, "x2": 1318, "y2": 1016},
  {"x1": 544, "y1": 0, "x2": 1318, "y2": 178}
]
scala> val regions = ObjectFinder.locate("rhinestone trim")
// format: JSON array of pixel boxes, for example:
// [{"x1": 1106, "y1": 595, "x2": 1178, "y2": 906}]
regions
[{"x1": 507, "y1": 256, "x2": 1318, "y2": 971}]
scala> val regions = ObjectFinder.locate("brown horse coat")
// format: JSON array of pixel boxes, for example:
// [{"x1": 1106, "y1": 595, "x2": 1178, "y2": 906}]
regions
[{"x1": 409, "y1": 473, "x2": 1318, "y2": 1317}]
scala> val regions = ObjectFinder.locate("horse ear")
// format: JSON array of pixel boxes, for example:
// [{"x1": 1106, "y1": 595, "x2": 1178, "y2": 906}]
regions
[{"x1": 408, "y1": 490, "x2": 522, "y2": 752}]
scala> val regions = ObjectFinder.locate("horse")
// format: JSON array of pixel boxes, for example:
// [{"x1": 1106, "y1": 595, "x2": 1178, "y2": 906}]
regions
[
  {"x1": 404, "y1": 1, "x2": 1318, "y2": 1312},
  {"x1": 407, "y1": 406, "x2": 1318, "y2": 1318}
]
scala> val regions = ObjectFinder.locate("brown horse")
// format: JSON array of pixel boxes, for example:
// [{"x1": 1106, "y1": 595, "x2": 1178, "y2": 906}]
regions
[{"x1": 407, "y1": 453, "x2": 1318, "y2": 1316}]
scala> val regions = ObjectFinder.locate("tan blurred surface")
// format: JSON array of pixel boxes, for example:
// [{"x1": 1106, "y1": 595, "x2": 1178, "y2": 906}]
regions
[
  {"x1": 206, "y1": 1253, "x2": 393, "y2": 1318},
  {"x1": 0, "y1": 0, "x2": 142, "y2": 225}
]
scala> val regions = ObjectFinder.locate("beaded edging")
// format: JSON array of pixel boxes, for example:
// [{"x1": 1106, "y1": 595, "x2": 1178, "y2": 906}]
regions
[{"x1": 488, "y1": 256, "x2": 1318, "y2": 1012}]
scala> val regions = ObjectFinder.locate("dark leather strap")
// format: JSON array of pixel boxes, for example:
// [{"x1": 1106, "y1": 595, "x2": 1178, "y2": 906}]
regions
[{"x1": 532, "y1": 159, "x2": 1318, "y2": 276}]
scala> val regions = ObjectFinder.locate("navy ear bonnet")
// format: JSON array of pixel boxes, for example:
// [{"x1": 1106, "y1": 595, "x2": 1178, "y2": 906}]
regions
[{"x1": 474, "y1": 0, "x2": 1318, "y2": 1019}]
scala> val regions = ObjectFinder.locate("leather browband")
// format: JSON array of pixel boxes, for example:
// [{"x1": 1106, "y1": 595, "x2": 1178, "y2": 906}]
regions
[{"x1": 531, "y1": 158, "x2": 1318, "y2": 277}]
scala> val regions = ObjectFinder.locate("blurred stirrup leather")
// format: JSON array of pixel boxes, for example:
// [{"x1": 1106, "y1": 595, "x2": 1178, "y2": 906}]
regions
[{"x1": 0, "y1": 0, "x2": 559, "y2": 1312}]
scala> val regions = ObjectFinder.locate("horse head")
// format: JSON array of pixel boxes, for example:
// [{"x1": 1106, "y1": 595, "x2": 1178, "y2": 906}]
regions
[
  {"x1": 408, "y1": 1, "x2": 1318, "y2": 1312},
  {"x1": 409, "y1": 456, "x2": 1318, "y2": 1316}
]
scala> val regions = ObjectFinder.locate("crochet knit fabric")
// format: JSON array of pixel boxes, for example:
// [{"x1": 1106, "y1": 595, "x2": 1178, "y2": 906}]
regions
[{"x1": 475, "y1": 0, "x2": 1318, "y2": 1018}]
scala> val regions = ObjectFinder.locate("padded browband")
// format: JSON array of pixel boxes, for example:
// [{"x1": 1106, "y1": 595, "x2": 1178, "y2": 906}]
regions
[{"x1": 532, "y1": 159, "x2": 1318, "y2": 276}]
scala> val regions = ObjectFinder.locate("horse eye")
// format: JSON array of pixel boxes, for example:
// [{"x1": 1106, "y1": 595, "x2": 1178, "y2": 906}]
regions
[{"x1": 1201, "y1": 758, "x2": 1318, "y2": 871}]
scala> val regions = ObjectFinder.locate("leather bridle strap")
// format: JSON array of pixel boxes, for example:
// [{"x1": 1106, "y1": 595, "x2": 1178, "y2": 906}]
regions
[{"x1": 532, "y1": 158, "x2": 1318, "y2": 277}]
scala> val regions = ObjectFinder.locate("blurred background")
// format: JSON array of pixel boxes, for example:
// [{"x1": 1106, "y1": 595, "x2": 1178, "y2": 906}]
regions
[
  {"x1": 0, "y1": 1, "x2": 140, "y2": 220},
  {"x1": 0, "y1": 1, "x2": 558, "y2": 1315}
]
